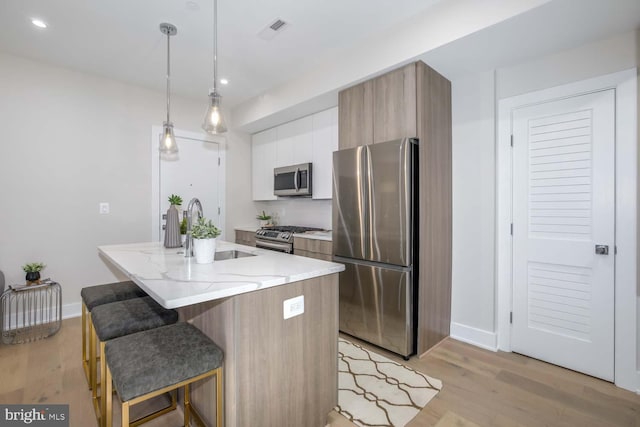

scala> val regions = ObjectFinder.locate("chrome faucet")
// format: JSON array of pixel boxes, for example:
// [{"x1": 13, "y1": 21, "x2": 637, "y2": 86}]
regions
[{"x1": 184, "y1": 197, "x2": 203, "y2": 257}]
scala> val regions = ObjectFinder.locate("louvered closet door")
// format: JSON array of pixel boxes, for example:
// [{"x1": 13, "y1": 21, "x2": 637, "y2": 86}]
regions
[{"x1": 512, "y1": 89, "x2": 615, "y2": 381}]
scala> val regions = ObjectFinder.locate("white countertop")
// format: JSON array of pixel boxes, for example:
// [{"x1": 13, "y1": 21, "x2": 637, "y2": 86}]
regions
[
  {"x1": 293, "y1": 231, "x2": 332, "y2": 241},
  {"x1": 98, "y1": 241, "x2": 344, "y2": 309}
]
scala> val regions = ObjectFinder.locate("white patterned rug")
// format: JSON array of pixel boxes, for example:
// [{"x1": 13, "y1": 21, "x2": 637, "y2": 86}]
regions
[{"x1": 336, "y1": 338, "x2": 442, "y2": 427}]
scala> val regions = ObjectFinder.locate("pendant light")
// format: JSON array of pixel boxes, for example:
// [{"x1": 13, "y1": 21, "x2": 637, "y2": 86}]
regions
[
  {"x1": 202, "y1": 0, "x2": 227, "y2": 134},
  {"x1": 159, "y1": 23, "x2": 178, "y2": 153}
]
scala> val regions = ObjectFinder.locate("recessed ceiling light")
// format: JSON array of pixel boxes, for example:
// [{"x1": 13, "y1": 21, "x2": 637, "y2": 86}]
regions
[
  {"x1": 31, "y1": 19, "x2": 47, "y2": 29},
  {"x1": 220, "y1": 78, "x2": 229, "y2": 85}
]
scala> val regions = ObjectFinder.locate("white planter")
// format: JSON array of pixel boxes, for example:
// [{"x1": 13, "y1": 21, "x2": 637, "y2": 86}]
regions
[{"x1": 193, "y1": 238, "x2": 216, "y2": 264}]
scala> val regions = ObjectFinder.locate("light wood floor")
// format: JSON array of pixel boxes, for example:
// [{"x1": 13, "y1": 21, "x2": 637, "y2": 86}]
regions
[{"x1": 1, "y1": 318, "x2": 638, "y2": 427}]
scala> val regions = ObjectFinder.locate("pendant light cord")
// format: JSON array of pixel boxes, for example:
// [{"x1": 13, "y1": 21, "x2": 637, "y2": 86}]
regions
[
  {"x1": 166, "y1": 29, "x2": 171, "y2": 124},
  {"x1": 213, "y1": 0, "x2": 218, "y2": 93}
]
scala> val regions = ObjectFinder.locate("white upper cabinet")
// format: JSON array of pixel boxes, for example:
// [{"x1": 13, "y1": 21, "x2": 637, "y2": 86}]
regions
[
  {"x1": 251, "y1": 107, "x2": 337, "y2": 201},
  {"x1": 275, "y1": 116, "x2": 313, "y2": 167},
  {"x1": 251, "y1": 128, "x2": 277, "y2": 201},
  {"x1": 312, "y1": 107, "x2": 338, "y2": 199}
]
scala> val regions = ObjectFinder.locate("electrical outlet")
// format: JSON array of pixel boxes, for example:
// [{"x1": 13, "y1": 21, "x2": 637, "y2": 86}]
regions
[
  {"x1": 99, "y1": 202, "x2": 110, "y2": 214},
  {"x1": 283, "y1": 295, "x2": 304, "y2": 319}
]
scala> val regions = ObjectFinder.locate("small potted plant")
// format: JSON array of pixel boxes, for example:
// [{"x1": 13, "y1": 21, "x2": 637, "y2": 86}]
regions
[
  {"x1": 190, "y1": 217, "x2": 221, "y2": 264},
  {"x1": 168, "y1": 194, "x2": 183, "y2": 210},
  {"x1": 22, "y1": 262, "x2": 46, "y2": 285},
  {"x1": 256, "y1": 210, "x2": 272, "y2": 227},
  {"x1": 180, "y1": 217, "x2": 188, "y2": 245}
]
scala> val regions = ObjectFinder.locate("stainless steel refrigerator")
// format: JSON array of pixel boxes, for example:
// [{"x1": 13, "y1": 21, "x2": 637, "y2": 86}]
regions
[{"x1": 332, "y1": 137, "x2": 418, "y2": 357}]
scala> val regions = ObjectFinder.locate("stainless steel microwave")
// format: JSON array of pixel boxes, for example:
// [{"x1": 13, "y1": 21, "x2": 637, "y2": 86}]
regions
[{"x1": 274, "y1": 163, "x2": 312, "y2": 197}]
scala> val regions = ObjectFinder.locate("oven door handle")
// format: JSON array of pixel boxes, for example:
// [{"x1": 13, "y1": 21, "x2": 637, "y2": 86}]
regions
[{"x1": 256, "y1": 240, "x2": 292, "y2": 253}]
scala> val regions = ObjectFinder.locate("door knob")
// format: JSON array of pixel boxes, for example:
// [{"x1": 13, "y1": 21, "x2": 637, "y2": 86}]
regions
[{"x1": 595, "y1": 245, "x2": 609, "y2": 255}]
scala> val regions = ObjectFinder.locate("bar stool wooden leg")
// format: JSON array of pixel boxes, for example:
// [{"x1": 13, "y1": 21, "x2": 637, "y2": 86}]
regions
[
  {"x1": 81, "y1": 302, "x2": 89, "y2": 387},
  {"x1": 121, "y1": 402, "x2": 130, "y2": 427},
  {"x1": 89, "y1": 319, "x2": 97, "y2": 397},
  {"x1": 217, "y1": 368, "x2": 224, "y2": 427},
  {"x1": 100, "y1": 341, "x2": 107, "y2": 427},
  {"x1": 105, "y1": 363, "x2": 113, "y2": 427},
  {"x1": 184, "y1": 384, "x2": 191, "y2": 427}
]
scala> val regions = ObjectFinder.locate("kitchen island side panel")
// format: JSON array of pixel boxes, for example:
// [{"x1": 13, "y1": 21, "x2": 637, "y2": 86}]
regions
[{"x1": 179, "y1": 273, "x2": 339, "y2": 427}]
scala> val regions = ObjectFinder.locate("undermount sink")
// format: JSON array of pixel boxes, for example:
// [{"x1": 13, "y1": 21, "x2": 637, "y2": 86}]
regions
[{"x1": 214, "y1": 250, "x2": 256, "y2": 261}]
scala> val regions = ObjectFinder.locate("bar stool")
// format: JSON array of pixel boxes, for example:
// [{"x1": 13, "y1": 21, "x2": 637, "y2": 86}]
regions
[
  {"x1": 91, "y1": 296, "x2": 178, "y2": 426},
  {"x1": 104, "y1": 322, "x2": 224, "y2": 427},
  {"x1": 80, "y1": 281, "x2": 147, "y2": 388}
]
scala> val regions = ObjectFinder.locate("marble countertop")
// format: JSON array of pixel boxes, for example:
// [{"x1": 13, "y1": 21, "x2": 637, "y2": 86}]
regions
[
  {"x1": 293, "y1": 231, "x2": 332, "y2": 241},
  {"x1": 98, "y1": 241, "x2": 344, "y2": 309}
]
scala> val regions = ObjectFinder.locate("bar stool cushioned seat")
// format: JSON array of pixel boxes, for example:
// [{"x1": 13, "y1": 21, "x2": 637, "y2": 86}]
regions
[
  {"x1": 104, "y1": 322, "x2": 224, "y2": 427},
  {"x1": 81, "y1": 281, "x2": 147, "y2": 391},
  {"x1": 92, "y1": 296, "x2": 179, "y2": 426},
  {"x1": 106, "y1": 322, "x2": 223, "y2": 402},
  {"x1": 91, "y1": 296, "x2": 178, "y2": 342},
  {"x1": 81, "y1": 281, "x2": 147, "y2": 311}
]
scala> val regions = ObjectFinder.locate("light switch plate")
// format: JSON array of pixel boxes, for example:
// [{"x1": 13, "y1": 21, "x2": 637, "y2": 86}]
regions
[
  {"x1": 283, "y1": 295, "x2": 304, "y2": 319},
  {"x1": 99, "y1": 202, "x2": 110, "y2": 214}
]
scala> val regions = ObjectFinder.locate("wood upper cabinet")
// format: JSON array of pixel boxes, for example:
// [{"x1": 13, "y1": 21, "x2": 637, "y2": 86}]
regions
[
  {"x1": 338, "y1": 80, "x2": 373, "y2": 149},
  {"x1": 338, "y1": 64, "x2": 417, "y2": 148},
  {"x1": 372, "y1": 63, "x2": 417, "y2": 143}
]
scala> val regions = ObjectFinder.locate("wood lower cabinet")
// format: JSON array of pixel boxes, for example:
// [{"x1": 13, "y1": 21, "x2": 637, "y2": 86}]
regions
[
  {"x1": 179, "y1": 274, "x2": 339, "y2": 427},
  {"x1": 337, "y1": 61, "x2": 452, "y2": 356},
  {"x1": 293, "y1": 237, "x2": 332, "y2": 261},
  {"x1": 235, "y1": 229, "x2": 256, "y2": 247}
]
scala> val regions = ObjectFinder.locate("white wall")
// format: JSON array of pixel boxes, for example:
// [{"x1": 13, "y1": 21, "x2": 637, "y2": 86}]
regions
[
  {"x1": 451, "y1": 70, "x2": 497, "y2": 335},
  {"x1": 0, "y1": 52, "x2": 253, "y2": 316},
  {"x1": 254, "y1": 199, "x2": 332, "y2": 230}
]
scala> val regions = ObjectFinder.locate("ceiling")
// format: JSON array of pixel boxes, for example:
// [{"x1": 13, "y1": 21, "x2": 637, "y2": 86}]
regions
[
  {"x1": 0, "y1": 0, "x2": 638, "y2": 116},
  {"x1": 0, "y1": 0, "x2": 441, "y2": 107}
]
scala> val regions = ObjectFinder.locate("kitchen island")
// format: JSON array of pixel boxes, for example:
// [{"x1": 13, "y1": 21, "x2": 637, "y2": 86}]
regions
[{"x1": 98, "y1": 241, "x2": 344, "y2": 427}]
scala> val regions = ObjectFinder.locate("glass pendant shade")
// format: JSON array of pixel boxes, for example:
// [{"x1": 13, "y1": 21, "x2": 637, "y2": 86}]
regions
[
  {"x1": 202, "y1": 91, "x2": 227, "y2": 134},
  {"x1": 160, "y1": 122, "x2": 178, "y2": 153}
]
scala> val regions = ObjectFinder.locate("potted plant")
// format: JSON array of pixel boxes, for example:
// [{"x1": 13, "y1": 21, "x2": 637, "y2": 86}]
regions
[
  {"x1": 180, "y1": 217, "x2": 188, "y2": 245},
  {"x1": 22, "y1": 262, "x2": 46, "y2": 285},
  {"x1": 190, "y1": 217, "x2": 221, "y2": 264},
  {"x1": 164, "y1": 194, "x2": 183, "y2": 248},
  {"x1": 256, "y1": 210, "x2": 272, "y2": 227}
]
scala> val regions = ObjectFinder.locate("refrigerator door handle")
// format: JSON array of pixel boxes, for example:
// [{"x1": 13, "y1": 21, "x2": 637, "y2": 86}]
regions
[{"x1": 361, "y1": 145, "x2": 370, "y2": 258}]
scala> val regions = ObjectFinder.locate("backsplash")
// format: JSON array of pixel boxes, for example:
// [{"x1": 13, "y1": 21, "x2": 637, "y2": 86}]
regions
[{"x1": 254, "y1": 198, "x2": 332, "y2": 230}]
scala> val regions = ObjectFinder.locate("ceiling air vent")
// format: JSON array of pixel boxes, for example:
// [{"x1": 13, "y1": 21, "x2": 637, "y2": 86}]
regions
[{"x1": 258, "y1": 18, "x2": 289, "y2": 41}]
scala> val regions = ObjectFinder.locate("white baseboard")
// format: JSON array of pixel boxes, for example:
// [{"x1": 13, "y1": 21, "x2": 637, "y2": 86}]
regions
[
  {"x1": 62, "y1": 302, "x2": 81, "y2": 319},
  {"x1": 450, "y1": 322, "x2": 498, "y2": 352}
]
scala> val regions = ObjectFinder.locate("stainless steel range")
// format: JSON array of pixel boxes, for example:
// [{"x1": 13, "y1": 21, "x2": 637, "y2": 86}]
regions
[{"x1": 255, "y1": 226, "x2": 324, "y2": 253}]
